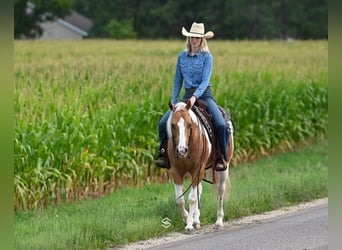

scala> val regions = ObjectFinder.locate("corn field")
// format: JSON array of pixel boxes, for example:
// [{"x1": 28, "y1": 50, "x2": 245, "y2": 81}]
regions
[{"x1": 14, "y1": 40, "x2": 328, "y2": 210}]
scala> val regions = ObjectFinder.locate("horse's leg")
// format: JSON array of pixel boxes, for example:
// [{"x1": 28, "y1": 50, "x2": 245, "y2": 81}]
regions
[
  {"x1": 172, "y1": 167, "x2": 189, "y2": 224},
  {"x1": 215, "y1": 131, "x2": 234, "y2": 229},
  {"x1": 193, "y1": 182, "x2": 202, "y2": 230},
  {"x1": 174, "y1": 183, "x2": 188, "y2": 224},
  {"x1": 185, "y1": 183, "x2": 201, "y2": 233},
  {"x1": 214, "y1": 167, "x2": 230, "y2": 229}
]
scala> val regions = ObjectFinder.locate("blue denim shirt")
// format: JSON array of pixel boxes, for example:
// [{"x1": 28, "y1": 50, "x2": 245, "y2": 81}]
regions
[{"x1": 171, "y1": 50, "x2": 213, "y2": 103}]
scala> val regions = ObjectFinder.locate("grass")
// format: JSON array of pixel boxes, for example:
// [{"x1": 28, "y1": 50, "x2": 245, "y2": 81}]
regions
[{"x1": 15, "y1": 139, "x2": 328, "y2": 250}]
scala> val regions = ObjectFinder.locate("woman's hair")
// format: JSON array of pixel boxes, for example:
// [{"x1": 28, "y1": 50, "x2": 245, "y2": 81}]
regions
[{"x1": 185, "y1": 37, "x2": 210, "y2": 53}]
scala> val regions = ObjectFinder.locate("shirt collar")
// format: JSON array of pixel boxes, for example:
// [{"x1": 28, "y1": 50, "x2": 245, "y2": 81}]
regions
[{"x1": 186, "y1": 50, "x2": 202, "y2": 57}]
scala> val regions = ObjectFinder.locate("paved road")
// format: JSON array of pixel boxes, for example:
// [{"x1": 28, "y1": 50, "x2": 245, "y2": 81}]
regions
[{"x1": 149, "y1": 204, "x2": 328, "y2": 250}]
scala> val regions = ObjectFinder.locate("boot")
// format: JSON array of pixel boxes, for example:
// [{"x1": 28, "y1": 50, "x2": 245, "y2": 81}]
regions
[
  {"x1": 154, "y1": 148, "x2": 170, "y2": 169},
  {"x1": 154, "y1": 140, "x2": 170, "y2": 169},
  {"x1": 215, "y1": 126, "x2": 229, "y2": 171}
]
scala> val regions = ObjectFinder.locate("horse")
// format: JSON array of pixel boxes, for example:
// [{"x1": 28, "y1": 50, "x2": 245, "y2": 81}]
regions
[{"x1": 167, "y1": 99, "x2": 234, "y2": 234}]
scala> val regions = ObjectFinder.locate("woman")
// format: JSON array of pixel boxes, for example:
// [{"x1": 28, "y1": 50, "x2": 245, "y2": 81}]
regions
[{"x1": 154, "y1": 22, "x2": 230, "y2": 171}]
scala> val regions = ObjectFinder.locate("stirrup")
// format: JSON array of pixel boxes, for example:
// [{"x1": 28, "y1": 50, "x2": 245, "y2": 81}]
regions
[{"x1": 215, "y1": 156, "x2": 227, "y2": 171}]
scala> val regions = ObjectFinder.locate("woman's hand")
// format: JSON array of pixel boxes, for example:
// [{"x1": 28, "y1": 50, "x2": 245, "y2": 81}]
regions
[{"x1": 189, "y1": 95, "x2": 197, "y2": 107}]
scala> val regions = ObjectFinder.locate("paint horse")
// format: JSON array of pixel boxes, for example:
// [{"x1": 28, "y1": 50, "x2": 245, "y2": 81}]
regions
[{"x1": 167, "y1": 99, "x2": 234, "y2": 234}]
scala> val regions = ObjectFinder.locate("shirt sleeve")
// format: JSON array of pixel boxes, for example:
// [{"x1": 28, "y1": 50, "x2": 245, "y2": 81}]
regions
[
  {"x1": 193, "y1": 53, "x2": 213, "y2": 98},
  {"x1": 171, "y1": 53, "x2": 183, "y2": 103}
]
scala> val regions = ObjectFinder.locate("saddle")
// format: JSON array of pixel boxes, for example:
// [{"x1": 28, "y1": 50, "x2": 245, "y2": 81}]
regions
[{"x1": 191, "y1": 99, "x2": 233, "y2": 170}]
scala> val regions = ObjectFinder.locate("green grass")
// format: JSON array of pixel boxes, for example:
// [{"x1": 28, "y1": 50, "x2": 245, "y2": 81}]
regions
[{"x1": 15, "y1": 140, "x2": 328, "y2": 250}]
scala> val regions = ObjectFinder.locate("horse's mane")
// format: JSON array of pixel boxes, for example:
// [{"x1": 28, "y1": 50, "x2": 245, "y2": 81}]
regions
[{"x1": 167, "y1": 102, "x2": 210, "y2": 143}]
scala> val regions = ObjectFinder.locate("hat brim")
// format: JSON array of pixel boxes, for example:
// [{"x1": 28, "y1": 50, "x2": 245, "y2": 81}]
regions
[{"x1": 182, "y1": 27, "x2": 214, "y2": 39}]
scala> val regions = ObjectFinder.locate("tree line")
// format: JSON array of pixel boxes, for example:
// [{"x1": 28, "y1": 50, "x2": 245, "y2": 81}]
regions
[{"x1": 15, "y1": 0, "x2": 328, "y2": 39}]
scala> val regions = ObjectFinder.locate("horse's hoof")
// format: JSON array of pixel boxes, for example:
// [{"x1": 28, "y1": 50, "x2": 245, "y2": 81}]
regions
[
  {"x1": 184, "y1": 228, "x2": 195, "y2": 235},
  {"x1": 193, "y1": 222, "x2": 201, "y2": 230},
  {"x1": 213, "y1": 223, "x2": 223, "y2": 230}
]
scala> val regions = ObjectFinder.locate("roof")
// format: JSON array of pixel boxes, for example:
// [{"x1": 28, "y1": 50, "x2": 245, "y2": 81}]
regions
[
  {"x1": 27, "y1": 2, "x2": 93, "y2": 34},
  {"x1": 63, "y1": 10, "x2": 93, "y2": 33},
  {"x1": 27, "y1": 1, "x2": 93, "y2": 37}
]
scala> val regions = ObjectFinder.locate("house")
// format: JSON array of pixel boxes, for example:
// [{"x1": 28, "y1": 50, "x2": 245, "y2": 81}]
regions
[{"x1": 40, "y1": 10, "x2": 93, "y2": 40}]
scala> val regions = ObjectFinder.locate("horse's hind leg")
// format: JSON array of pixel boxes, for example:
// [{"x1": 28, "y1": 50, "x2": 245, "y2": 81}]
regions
[
  {"x1": 215, "y1": 131, "x2": 233, "y2": 229},
  {"x1": 214, "y1": 168, "x2": 230, "y2": 229}
]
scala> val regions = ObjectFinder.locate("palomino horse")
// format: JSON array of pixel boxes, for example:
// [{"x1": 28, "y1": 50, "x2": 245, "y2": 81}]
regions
[{"x1": 167, "y1": 99, "x2": 234, "y2": 234}]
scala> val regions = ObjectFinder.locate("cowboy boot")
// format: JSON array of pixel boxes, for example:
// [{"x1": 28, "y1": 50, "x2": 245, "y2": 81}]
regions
[
  {"x1": 215, "y1": 140, "x2": 227, "y2": 171},
  {"x1": 154, "y1": 140, "x2": 170, "y2": 169},
  {"x1": 215, "y1": 125, "x2": 229, "y2": 171}
]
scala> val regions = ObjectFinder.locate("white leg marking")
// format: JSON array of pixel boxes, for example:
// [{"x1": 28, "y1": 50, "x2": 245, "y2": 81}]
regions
[
  {"x1": 193, "y1": 183, "x2": 202, "y2": 228},
  {"x1": 186, "y1": 185, "x2": 201, "y2": 231},
  {"x1": 215, "y1": 168, "x2": 229, "y2": 228},
  {"x1": 174, "y1": 184, "x2": 188, "y2": 223}
]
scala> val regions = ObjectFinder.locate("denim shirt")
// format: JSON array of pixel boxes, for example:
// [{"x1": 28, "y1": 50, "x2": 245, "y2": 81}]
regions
[{"x1": 171, "y1": 50, "x2": 213, "y2": 104}]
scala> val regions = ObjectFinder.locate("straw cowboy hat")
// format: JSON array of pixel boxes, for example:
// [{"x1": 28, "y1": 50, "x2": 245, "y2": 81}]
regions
[{"x1": 182, "y1": 22, "x2": 214, "y2": 39}]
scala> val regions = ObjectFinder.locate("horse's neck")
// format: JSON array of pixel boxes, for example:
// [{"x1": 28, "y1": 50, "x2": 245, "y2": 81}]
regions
[{"x1": 191, "y1": 114, "x2": 212, "y2": 151}]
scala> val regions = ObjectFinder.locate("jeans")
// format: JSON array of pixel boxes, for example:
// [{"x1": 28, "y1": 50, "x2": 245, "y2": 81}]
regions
[{"x1": 158, "y1": 88, "x2": 230, "y2": 161}]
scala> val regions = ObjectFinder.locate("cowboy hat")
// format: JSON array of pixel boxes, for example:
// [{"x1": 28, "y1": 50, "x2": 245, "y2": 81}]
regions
[{"x1": 182, "y1": 22, "x2": 214, "y2": 39}]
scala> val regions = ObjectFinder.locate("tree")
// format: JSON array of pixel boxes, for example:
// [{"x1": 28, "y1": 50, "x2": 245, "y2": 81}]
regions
[
  {"x1": 72, "y1": 0, "x2": 327, "y2": 40},
  {"x1": 14, "y1": 0, "x2": 74, "y2": 38},
  {"x1": 73, "y1": 0, "x2": 139, "y2": 37},
  {"x1": 286, "y1": 0, "x2": 328, "y2": 39},
  {"x1": 104, "y1": 19, "x2": 137, "y2": 39}
]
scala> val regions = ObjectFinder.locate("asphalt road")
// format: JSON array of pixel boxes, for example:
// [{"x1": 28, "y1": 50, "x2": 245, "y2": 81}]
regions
[{"x1": 149, "y1": 204, "x2": 328, "y2": 250}]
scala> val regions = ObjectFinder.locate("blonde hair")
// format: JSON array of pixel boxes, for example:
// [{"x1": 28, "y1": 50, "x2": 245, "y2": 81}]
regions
[{"x1": 185, "y1": 37, "x2": 210, "y2": 53}]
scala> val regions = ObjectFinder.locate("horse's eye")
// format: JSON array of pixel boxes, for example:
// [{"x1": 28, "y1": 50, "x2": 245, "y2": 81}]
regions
[{"x1": 188, "y1": 124, "x2": 192, "y2": 129}]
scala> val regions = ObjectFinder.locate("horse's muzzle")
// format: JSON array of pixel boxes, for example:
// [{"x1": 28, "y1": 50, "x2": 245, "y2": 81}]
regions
[{"x1": 176, "y1": 146, "x2": 188, "y2": 158}]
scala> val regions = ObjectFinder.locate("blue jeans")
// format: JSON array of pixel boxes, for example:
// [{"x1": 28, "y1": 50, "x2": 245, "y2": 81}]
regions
[{"x1": 158, "y1": 88, "x2": 230, "y2": 161}]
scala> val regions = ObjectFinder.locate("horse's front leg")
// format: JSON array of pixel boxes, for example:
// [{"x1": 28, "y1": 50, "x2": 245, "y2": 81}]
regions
[
  {"x1": 192, "y1": 182, "x2": 202, "y2": 230},
  {"x1": 214, "y1": 168, "x2": 230, "y2": 229},
  {"x1": 185, "y1": 184, "x2": 202, "y2": 233},
  {"x1": 174, "y1": 184, "x2": 188, "y2": 224}
]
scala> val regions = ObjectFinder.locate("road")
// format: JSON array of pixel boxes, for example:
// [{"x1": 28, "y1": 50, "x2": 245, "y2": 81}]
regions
[{"x1": 149, "y1": 204, "x2": 328, "y2": 250}]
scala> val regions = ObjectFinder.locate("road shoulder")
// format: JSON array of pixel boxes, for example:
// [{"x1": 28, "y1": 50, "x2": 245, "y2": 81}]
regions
[{"x1": 113, "y1": 197, "x2": 328, "y2": 250}]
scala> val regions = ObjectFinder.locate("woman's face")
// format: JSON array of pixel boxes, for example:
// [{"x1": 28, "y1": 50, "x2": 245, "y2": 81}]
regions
[{"x1": 190, "y1": 37, "x2": 202, "y2": 49}]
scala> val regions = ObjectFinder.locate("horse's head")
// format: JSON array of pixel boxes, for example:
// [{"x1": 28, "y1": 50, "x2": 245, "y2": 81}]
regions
[{"x1": 168, "y1": 100, "x2": 194, "y2": 158}]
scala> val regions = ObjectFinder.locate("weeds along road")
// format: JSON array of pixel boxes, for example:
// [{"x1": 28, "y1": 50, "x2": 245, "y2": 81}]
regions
[{"x1": 117, "y1": 198, "x2": 328, "y2": 250}]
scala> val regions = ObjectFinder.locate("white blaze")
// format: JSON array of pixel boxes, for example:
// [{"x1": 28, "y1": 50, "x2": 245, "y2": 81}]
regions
[{"x1": 177, "y1": 118, "x2": 186, "y2": 149}]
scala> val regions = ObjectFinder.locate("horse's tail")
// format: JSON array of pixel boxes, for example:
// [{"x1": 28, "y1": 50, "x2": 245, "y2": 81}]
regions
[{"x1": 225, "y1": 174, "x2": 231, "y2": 200}]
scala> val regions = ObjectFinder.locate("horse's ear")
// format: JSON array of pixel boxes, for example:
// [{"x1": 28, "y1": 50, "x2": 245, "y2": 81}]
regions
[
  {"x1": 185, "y1": 99, "x2": 192, "y2": 110},
  {"x1": 168, "y1": 101, "x2": 174, "y2": 110}
]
